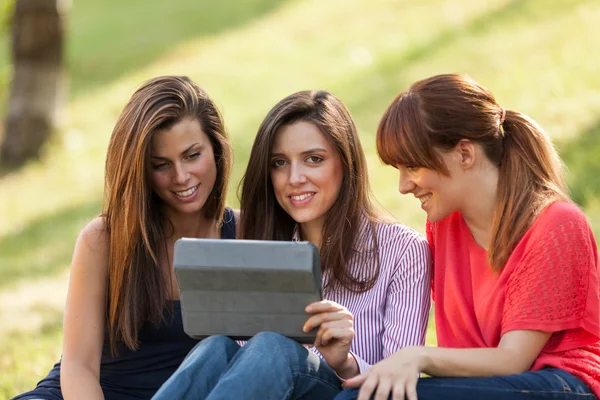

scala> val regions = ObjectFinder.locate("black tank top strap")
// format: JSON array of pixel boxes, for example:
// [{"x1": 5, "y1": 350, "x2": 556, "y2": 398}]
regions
[{"x1": 221, "y1": 207, "x2": 236, "y2": 239}]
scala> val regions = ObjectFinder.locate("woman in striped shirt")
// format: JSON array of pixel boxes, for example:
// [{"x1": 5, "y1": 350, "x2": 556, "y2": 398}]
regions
[{"x1": 152, "y1": 90, "x2": 431, "y2": 400}]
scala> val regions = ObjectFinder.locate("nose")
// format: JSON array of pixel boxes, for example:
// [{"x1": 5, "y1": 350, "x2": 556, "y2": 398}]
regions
[
  {"x1": 288, "y1": 163, "x2": 307, "y2": 186},
  {"x1": 398, "y1": 169, "x2": 416, "y2": 195},
  {"x1": 172, "y1": 163, "x2": 189, "y2": 185}
]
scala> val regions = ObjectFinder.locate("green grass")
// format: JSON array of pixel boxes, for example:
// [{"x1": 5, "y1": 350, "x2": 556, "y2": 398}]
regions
[
  {"x1": 0, "y1": 200, "x2": 100, "y2": 290},
  {"x1": 0, "y1": 308, "x2": 63, "y2": 398},
  {"x1": 1, "y1": 0, "x2": 599, "y2": 396}
]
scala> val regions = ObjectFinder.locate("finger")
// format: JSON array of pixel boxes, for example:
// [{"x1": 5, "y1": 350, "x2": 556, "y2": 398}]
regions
[
  {"x1": 314, "y1": 327, "x2": 325, "y2": 347},
  {"x1": 306, "y1": 300, "x2": 345, "y2": 313},
  {"x1": 320, "y1": 327, "x2": 354, "y2": 346},
  {"x1": 357, "y1": 375, "x2": 379, "y2": 400},
  {"x1": 405, "y1": 374, "x2": 419, "y2": 400},
  {"x1": 303, "y1": 314, "x2": 323, "y2": 332},
  {"x1": 319, "y1": 318, "x2": 353, "y2": 330},
  {"x1": 304, "y1": 311, "x2": 350, "y2": 332},
  {"x1": 343, "y1": 372, "x2": 368, "y2": 388},
  {"x1": 392, "y1": 381, "x2": 406, "y2": 400},
  {"x1": 374, "y1": 378, "x2": 393, "y2": 400}
]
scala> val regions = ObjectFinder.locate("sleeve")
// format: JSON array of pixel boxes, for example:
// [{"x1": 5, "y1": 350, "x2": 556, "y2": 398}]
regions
[
  {"x1": 380, "y1": 234, "x2": 432, "y2": 362},
  {"x1": 502, "y1": 204, "x2": 598, "y2": 336},
  {"x1": 311, "y1": 234, "x2": 433, "y2": 374},
  {"x1": 307, "y1": 347, "x2": 370, "y2": 379}
]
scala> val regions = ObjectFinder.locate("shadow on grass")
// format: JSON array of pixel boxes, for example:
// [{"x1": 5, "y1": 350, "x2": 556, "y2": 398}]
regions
[
  {"x1": 0, "y1": 199, "x2": 101, "y2": 290},
  {"x1": 67, "y1": 0, "x2": 291, "y2": 98},
  {"x1": 559, "y1": 120, "x2": 600, "y2": 207}
]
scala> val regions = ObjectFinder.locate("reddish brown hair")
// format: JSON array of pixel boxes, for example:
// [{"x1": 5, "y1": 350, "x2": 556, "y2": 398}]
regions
[
  {"x1": 377, "y1": 74, "x2": 568, "y2": 271},
  {"x1": 239, "y1": 90, "x2": 380, "y2": 292},
  {"x1": 103, "y1": 76, "x2": 231, "y2": 354}
]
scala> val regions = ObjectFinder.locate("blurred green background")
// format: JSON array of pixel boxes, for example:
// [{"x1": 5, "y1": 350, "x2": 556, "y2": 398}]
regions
[{"x1": 1, "y1": 0, "x2": 599, "y2": 397}]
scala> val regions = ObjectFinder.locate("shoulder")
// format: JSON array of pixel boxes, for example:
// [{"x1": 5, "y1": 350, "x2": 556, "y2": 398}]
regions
[
  {"x1": 221, "y1": 207, "x2": 239, "y2": 239},
  {"x1": 535, "y1": 200, "x2": 587, "y2": 226},
  {"x1": 372, "y1": 220, "x2": 429, "y2": 258},
  {"x1": 527, "y1": 201, "x2": 594, "y2": 243},
  {"x1": 368, "y1": 221, "x2": 431, "y2": 283},
  {"x1": 511, "y1": 201, "x2": 597, "y2": 271},
  {"x1": 232, "y1": 208, "x2": 240, "y2": 224},
  {"x1": 78, "y1": 216, "x2": 109, "y2": 252},
  {"x1": 374, "y1": 220, "x2": 425, "y2": 243},
  {"x1": 70, "y1": 216, "x2": 110, "y2": 279}
]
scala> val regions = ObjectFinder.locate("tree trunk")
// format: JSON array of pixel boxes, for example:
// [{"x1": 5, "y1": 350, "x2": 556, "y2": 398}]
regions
[{"x1": 1, "y1": 0, "x2": 66, "y2": 167}]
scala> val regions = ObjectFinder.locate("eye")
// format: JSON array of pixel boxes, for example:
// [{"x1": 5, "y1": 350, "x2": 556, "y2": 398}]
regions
[
  {"x1": 152, "y1": 162, "x2": 169, "y2": 170},
  {"x1": 187, "y1": 152, "x2": 201, "y2": 160},
  {"x1": 306, "y1": 155, "x2": 323, "y2": 164},
  {"x1": 271, "y1": 158, "x2": 287, "y2": 168},
  {"x1": 405, "y1": 165, "x2": 420, "y2": 172}
]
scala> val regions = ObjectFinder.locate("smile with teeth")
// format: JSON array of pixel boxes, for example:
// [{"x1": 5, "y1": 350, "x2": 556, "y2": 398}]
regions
[
  {"x1": 419, "y1": 194, "x2": 432, "y2": 204},
  {"x1": 174, "y1": 184, "x2": 199, "y2": 197},
  {"x1": 290, "y1": 193, "x2": 314, "y2": 201}
]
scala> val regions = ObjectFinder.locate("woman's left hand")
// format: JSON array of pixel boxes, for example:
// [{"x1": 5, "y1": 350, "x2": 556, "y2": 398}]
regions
[
  {"x1": 304, "y1": 300, "x2": 356, "y2": 375},
  {"x1": 343, "y1": 346, "x2": 427, "y2": 400}
]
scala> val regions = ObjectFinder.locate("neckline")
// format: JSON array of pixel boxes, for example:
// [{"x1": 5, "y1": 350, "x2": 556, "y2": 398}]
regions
[{"x1": 459, "y1": 213, "x2": 488, "y2": 254}]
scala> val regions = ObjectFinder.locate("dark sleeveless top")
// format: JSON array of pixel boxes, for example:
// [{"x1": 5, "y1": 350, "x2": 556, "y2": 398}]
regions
[{"x1": 13, "y1": 208, "x2": 236, "y2": 400}]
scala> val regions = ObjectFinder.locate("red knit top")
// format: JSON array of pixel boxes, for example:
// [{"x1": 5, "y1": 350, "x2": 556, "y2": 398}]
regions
[{"x1": 427, "y1": 201, "x2": 600, "y2": 396}]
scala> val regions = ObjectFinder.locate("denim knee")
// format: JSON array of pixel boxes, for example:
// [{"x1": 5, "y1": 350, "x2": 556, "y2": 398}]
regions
[
  {"x1": 247, "y1": 331, "x2": 289, "y2": 348},
  {"x1": 243, "y1": 332, "x2": 300, "y2": 362},
  {"x1": 183, "y1": 335, "x2": 238, "y2": 363}
]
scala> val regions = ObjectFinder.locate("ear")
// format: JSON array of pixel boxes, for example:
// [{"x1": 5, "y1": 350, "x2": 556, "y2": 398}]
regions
[{"x1": 455, "y1": 139, "x2": 476, "y2": 170}]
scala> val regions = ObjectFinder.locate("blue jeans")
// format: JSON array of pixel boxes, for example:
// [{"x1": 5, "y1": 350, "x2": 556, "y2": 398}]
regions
[
  {"x1": 152, "y1": 332, "x2": 343, "y2": 400},
  {"x1": 334, "y1": 368, "x2": 595, "y2": 399}
]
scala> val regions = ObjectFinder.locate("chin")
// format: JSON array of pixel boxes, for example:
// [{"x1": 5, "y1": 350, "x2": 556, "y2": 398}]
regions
[{"x1": 287, "y1": 211, "x2": 314, "y2": 224}]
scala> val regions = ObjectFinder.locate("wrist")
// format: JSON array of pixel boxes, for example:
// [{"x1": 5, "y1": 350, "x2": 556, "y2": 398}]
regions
[
  {"x1": 335, "y1": 352, "x2": 360, "y2": 379},
  {"x1": 414, "y1": 346, "x2": 432, "y2": 373}
]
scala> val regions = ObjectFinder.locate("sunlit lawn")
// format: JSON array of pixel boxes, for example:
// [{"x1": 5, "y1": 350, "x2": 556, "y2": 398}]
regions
[{"x1": 1, "y1": 0, "x2": 599, "y2": 396}]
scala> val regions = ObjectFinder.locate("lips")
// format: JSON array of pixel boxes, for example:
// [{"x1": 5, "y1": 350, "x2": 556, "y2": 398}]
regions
[
  {"x1": 417, "y1": 193, "x2": 432, "y2": 208},
  {"x1": 290, "y1": 192, "x2": 315, "y2": 201},
  {"x1": 288, "y1": 191, "x2": 316, "y2": 206},
  {"x1": 173, "y1": 184, "x2": 199, "y2": 198}
]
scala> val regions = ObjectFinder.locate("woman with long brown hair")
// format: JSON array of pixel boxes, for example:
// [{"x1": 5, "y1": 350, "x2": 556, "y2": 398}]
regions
[
  {"x1": 336, "y1": 74, "x2": 600, "y2": 400},
  {"x1": 152, "y1": 90, "x2": 431, "y2": 399},
  {"x1": 13, "y1": 76, "x2": 236, "y2": 400}
]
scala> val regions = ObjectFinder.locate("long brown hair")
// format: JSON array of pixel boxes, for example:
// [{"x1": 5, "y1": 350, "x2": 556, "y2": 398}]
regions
[
  {"x1": 377, "y1": 74, "x2": 568, "y2": 271},
  {"x1": 103, "y1": 76, "x2": 231, "y2": 354},
  {"x1": 239, "y1": 90, "x2": 381, "y2": 293}
]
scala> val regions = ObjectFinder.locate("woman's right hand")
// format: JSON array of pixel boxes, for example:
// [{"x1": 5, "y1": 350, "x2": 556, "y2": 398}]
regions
[
  {"x1": 303, "y1": 300, "x2": 358, "y2": 378},
  {"x1": 60, "y1": 218, "x2": 109, "y2": 400},
  {"x1": 343, "y1": 346, "x2": 427, "y2": 400}
]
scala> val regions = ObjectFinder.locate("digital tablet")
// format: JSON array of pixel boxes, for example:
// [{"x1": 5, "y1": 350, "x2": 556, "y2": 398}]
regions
[{"x1": 173, "y1": 238, "x2": 322, "y2": 343}]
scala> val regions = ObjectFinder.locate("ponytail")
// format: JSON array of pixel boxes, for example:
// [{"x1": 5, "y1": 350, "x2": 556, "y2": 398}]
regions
[{"x1": 488, "y1": 110, "x2": 568, "y2": 270}]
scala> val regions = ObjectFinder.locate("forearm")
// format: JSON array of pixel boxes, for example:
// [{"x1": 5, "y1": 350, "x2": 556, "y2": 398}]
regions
[
  {"x1": 61, "y1": 363, "x2": 104, "y2": 400},
  {"x1": 420, "y1": 346, "x2": 534, "y2": 378}
]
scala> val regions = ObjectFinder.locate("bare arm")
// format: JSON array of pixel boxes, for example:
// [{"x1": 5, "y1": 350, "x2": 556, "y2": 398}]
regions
[
  {"x1": 345, "y1": 329, "x2": 551, "y2": 400},
  {"x1": 60, "y1": 217, "x2": 109, "y2": 400},
  {"x1": 422, "y1": 330, "x2": 550, "y2": 377}
]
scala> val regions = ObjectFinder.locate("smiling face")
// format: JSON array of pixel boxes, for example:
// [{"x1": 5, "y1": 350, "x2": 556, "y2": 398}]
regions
[
  {"x1": 270, "y1": 120, "x2": 344, "y2": 233},
  {"x1": 149, "y1": 117, "x2": 217, "y2": 218},
  {"x1": 397, "y1": 149, "x2": 467, "y2": 222}
]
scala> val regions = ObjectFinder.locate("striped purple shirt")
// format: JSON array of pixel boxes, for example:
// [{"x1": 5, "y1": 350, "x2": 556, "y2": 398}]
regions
[{"x1": 295, "y1": 219, "x2": 432, "y2": 373}]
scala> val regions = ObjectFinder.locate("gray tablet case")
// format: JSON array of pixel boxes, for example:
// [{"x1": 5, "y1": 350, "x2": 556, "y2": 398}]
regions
[{"x1": 174, "y1": 238, "x2": 322, "y2": 343}]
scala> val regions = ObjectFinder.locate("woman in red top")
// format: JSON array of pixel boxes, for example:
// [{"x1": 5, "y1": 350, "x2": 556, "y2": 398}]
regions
[{"x1": 336, "y1": 74, "x2": 600, "y2": 400}]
